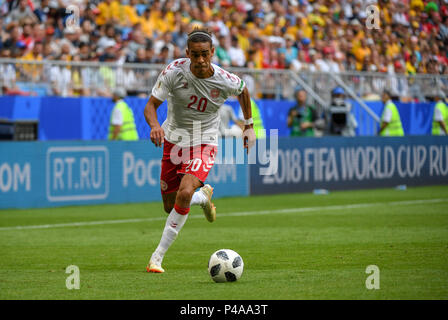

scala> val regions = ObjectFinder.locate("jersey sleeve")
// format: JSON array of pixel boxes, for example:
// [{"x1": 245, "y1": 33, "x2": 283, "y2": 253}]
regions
[
  {"x1": 220, "y1": 69, "x2": 246, "y2": 98},
  {"x1": 151, "y1": 63, "x2": 176, "y2": 102}
]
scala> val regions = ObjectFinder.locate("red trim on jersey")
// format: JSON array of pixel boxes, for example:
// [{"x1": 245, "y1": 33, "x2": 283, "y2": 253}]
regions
[{"x1": 174, "y1": 204, "x2": 190, "y2": 215}]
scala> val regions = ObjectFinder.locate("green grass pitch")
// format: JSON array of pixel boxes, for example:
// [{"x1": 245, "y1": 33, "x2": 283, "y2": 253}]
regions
[{"x1": 0, "y1": 185, "x2": 447, "y2": 300}]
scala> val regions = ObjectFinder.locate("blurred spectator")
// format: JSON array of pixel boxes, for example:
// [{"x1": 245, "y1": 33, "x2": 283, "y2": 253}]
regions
[
  {"x1": 96, "y1": 0, "x2": 121, "y2": 26},
  {"x1": 19, "y1": 40, "x2": 43, "y2": 80},
  {"x1": 325, "y1": 87, "x2": 357, "y2": 137},
  {"x1": 278, "y1": 33, "x2": 297, "y2": 66},
  {"x1": 0, "y1": 0, "x2": 446, "y2": 99},
  {"x1": 133, "y1": 48, "x2": 150, "y2": 64},
  {"x1": 215, "y1": 34, "x2": 231, "y2": 67},
  {"x1": 228, "y1": 35, "x2": 246, "y2": 67},
  {"x1": 389, "y1": 60, "x2": 411, "y2": 102},
  {"x1": 122, "y1": 0, "x2": 141, "y2": 28},
  {"x1": 7, "y1": 0, "x2": 38, "y2": 24},
  {"x1": 48, "y1": 55, "x2": 72, "y2": 97},
  {"x1": 153, "y1": 31, "x2": 175, "y2": 61},
  {"x1": 97, "y1": 52, "x2": 117, "y2": 96},
  {"x1": 0, "y1": 48, "x2": 16, "y2": 88},
  {"x1": 172, "y1": 21, "x2": 189, "y2": 51},
  {"x1": 287, "y1": 86, "x2": 317, "y2": 137}
]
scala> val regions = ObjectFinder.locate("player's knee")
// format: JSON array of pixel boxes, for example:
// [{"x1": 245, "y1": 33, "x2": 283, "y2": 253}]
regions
[{"x1": 176, "y1": 187, "x2": 194, "y2": 204}]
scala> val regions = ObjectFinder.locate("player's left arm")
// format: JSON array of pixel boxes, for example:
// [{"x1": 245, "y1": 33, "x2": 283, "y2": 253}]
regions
[{"x1": 237, "y1": 86, "x2": 256, "y2": 152}]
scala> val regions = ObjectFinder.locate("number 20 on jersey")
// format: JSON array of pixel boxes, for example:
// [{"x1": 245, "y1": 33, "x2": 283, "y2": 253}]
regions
[{"x1": 187, "y1": 95, "x2": 208, "y2": 112}]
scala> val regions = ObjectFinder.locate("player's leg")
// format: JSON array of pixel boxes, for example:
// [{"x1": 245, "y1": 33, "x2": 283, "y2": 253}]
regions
[
  {"x1": 147, "y1": 144, "x2": 218, "y2": 273},
  {"x1": 163, "y1": 144, "x2": 217, "y2": 220},
  {"x1": 189, "y1": 144, "x2": 218, "y2": 222},
  {"x1": 159, "y1": 139, "x2": 181, "y2": 213},
  {"x1": 162, "y1": 183, "x2": 211, "y2": 213},
  {"x1": 162, "y1": 192, "x2": 177, "y2": 214},
  {"x1": 147, "y1": 174, "x2": 202, "y2": 273},
  {"x1": 159, "y1": 141, "x2": 208, "y2": 213},
  {"x1": 175, "y1": 173, "x2": 203, "y2": 207}
]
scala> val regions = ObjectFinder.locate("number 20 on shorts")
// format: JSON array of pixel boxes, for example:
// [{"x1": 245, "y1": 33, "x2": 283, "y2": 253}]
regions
[{"x1": 185, "y1": 158, "x2": 202, "y2": 172}]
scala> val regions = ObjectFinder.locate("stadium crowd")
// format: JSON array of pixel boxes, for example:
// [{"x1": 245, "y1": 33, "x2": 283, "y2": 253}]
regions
[{"x1": 0, "y1": 0, "x2": 447, "y2": 97}]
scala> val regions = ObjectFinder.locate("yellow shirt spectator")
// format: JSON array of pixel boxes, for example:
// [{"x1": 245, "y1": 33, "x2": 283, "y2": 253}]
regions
[
  {"x1": 286, "y1": 17, "x2": 313, "y2": 40},
  {"x1": 154, "y1": 11, "x2": 176, "y2": 33},
  {"x1": 253, "y1": 50, "x2": 264, "y2": 69},
  {"x1": 202, "y1": 5, "x2": 212, "y2": 22},
  {"x1": 245, "y1": 22, "x2": 262, "y2": 38},
  {"x1": 353, "y1": 46, "x2": 371, "y2": 70},
  {"x1": 237, "y1": 34, "x2": 250, "y2": 55},
  {"x1": 410, "y1": 0, "x2": 424, "y2": 11},
  {"x1": 262, "y1": 23, "x2": 274, "y2": 36},
  {"x1": 382, "y1": 6, "x2": 392, "y2": 25},
  {"x1": 19, "y1": 50, "x2": 43, "y2": 80},
  {"x1": 122, "y1": 3, "x2": 140, "y2": 27},
  {"x1": 263, "y1": 17, "x2": 285, "y2": 36},
  {"x1": 140, "y1": 11, "x2": 157, "y2": 38},
  {"x1": 406, "y1": 61, "x2": 416, "y2": 75},
  {"x1": 167, "y1": 11, "x2": 177, "y2": 32},
  {"x1": 386, "y1": 43, "x2": 400, "y2": 58},
  {"x1": 308, "y1": 14, "x2": 325, "y2": 27},
  {"x1": 96, "y1": 0, "x2": 121, "y2": 26}
]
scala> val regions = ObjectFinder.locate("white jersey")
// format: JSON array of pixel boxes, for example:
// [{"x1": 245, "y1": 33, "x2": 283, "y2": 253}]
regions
[{"x1": 151, "y1": 58, "x2": 245, "y2": 147}]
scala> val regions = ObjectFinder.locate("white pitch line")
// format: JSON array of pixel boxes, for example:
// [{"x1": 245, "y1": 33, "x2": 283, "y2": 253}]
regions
[{"x1": 0, "y1": 198, "x2": 446, "y2": 232}]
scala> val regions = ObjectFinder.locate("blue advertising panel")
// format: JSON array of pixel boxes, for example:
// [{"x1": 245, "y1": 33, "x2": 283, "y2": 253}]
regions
[
  {"x1": 0, "y1": 140, "x2": 248, "y2": 209},
  {"x1": 250, "y1": 136, "x2": 448, "y2": 195},
  {"x1": 0, "y1": 96, "x2": 439, "y2": 139}
]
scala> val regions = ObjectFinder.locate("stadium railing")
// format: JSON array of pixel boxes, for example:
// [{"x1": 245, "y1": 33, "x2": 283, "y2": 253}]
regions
[
  {"x1": 1, "y1": 58, "x2": 447, "y2": 123},
  {"x1": 299, "y1": 70, "x2": 448, "y2": 103}
]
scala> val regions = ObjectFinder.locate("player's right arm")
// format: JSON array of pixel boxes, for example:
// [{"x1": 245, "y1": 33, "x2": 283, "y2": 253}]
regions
[
  {"x1": 144, "y1": 95, "x2": 164, "y2": 147},
  {"x1": 144, "y1": 61, "x2": 178, "y2": 147}
]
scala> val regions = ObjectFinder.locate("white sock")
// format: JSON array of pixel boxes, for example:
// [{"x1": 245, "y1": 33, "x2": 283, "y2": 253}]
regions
[
  {"x1": 151, "y1": 207, "x2": 189, "y2": 266},
  {"x1": 190, "y1": 190, "x2": 207, "y2": 206}
]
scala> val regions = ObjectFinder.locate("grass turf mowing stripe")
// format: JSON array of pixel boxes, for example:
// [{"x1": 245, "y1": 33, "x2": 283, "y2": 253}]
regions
[{"x1": 0, "y1": 198, "x2": 446, "y2": 231}]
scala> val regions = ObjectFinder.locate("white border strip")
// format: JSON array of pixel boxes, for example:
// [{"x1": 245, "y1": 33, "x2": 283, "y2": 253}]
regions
[{"x1": 0, "y1": 198, "x2": 446, "y2": 231}]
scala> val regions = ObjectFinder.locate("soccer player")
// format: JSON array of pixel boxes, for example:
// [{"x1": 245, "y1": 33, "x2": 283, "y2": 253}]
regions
[{"x1": 143, "y1": 28, "x2": 256, "y2": 273}]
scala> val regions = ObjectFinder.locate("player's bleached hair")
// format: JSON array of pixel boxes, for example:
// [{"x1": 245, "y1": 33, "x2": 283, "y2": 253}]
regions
[{"x1": 187, "y1": 27, "x2": 213, "y2": 48}]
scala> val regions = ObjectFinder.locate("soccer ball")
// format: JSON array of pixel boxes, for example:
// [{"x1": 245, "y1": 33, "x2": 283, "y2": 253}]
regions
[{"x1": 208, "y1": 249, "x2": 244, "y2": 283}]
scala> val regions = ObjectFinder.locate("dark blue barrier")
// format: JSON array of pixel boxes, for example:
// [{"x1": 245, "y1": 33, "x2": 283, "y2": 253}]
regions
[
  {"x1": 0, "y1": 96, "x2": 41, "y2": 120},
  {"x1": 250, "y1": 136, "x2": 448, "y2": 195},
  {"x1": 0, "y1": 96, "x2": 438, "y2": 139},
  {"x1": 80, "y1": 97, "x2": 168, "y2": 140},
  {"x1": 0, "y1": 139, "x2": 248, "y2": 209},
  {"x1": 350, "y1": 100, "x2": 435, "y2": 136},
  {"x1": 225, "y1": 99, "x2": 296, "y2": 137}
]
